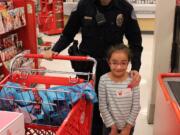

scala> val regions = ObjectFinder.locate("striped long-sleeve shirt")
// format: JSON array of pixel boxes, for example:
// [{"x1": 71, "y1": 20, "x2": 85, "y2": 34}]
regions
[{"x1": 98, "y1": 73, "x2": 140, "y2": 129}]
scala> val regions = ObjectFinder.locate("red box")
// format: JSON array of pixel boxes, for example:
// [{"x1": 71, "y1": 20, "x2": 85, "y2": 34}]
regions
[
  {"x1": 154, "y1": 73, "x2": 180, "y2": 135},
  {"x1": 0, "y1": 111, "x2": 25, "y2": 135}
]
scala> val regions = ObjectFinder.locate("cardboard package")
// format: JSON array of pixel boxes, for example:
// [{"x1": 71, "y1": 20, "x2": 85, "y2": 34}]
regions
[{"x1": 0, "y1": 111, "x2": 25, "y2": 135}]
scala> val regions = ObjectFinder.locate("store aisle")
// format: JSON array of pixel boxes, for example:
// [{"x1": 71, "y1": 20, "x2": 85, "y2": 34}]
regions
[
  {"x1": 134, "y1": 34, "x2": 154, "y2": 135},
  {"x1": 41, "y1": 33, "x2": 154, "y2": 135}
]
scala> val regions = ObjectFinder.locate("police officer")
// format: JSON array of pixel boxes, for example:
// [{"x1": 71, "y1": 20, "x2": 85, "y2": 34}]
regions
[{"x1": 44, "y1": 0, "x2": 143, "y2": 134}]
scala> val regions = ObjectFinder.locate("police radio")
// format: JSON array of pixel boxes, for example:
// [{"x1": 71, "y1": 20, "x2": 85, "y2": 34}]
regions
[{"x1": 95, "y1": 9, "x2": 106, "y2": 26}]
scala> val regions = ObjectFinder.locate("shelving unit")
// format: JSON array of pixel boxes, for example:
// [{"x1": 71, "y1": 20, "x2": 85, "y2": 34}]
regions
[
  {"x1": 133, "y1": 4, "x2": 156, "y2": 32},
  {"x1": 127, "y1": 1, "x2": 156, "y2": 32},
  {"x1": 128, "y1": 0, "x2": 156, "y2": 4},
  {"x1": 0, "y1": 0, "x2": 38, "y2": 80},
  {"x1": 38, "y1": 0, "x2": 64, "y2": 35}
]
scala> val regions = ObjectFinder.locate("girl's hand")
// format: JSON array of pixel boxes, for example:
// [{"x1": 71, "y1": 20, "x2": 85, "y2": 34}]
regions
[
  {"x1": 119, "y1": 124, "x2": 132, "y2": 135},
  {"x1": 109, "y1": 129, "x2": 118, "y2": 135},
  {"x1": 109, "y1": 124, "x2": 118, "y2": 135},
  {"x1": 129, "y1": 70, "x2": 141, "y2": 88},
  {"x1": 119, "y1": 127, "x2": 131, "y2": 135}
]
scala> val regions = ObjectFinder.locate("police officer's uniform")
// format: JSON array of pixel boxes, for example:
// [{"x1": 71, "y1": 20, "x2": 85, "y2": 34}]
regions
[{"x1": 52, "y1": 0, "x2": 143, "y2": 134}]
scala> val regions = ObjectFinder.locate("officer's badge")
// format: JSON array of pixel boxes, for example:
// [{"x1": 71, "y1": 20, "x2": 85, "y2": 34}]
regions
[
  {"x1": 84, "y1": 16, "x2": 93, "y2": 20},
  {"x1": 116, "y1": 14, "x2": 124, "y2": 27}
]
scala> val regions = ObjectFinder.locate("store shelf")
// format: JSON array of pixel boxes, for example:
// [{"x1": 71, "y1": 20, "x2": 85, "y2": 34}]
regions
[
  {"x1": 38, "y1": 0, "x2": 64, "y2": 35},
  {"x1": 0, "y1": 25, "x2": 26, "y2": 36},
  {"x1": 133, "y1": 4, "x2": 156, "y2": 32},
  {"x1": 0, "y1": 7, "x2": 26, "y2": 35},
  {"x1": 0, "y1": 0, "x2": 38, "y2": 78},
  {"x1": 128, "y1": 0, "x2": 156, "y2": 4},
  {"x1": 133, "y1": 4, "x2": 156, "y2": 18}
]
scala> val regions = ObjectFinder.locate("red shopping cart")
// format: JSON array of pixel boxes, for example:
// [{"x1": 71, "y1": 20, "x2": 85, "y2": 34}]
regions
[{"x1": 0, "y1": 54, "x2": 97, "y2": 135}]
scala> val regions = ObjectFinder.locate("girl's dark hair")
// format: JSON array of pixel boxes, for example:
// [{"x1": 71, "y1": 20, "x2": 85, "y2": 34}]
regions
[{"x1": 107, "y1": 43, "x2": 132, "y2": 61}]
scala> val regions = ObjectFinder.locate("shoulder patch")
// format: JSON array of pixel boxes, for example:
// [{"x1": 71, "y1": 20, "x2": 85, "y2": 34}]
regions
[
  {"x1": 131, "y1": 9, "x2": 137, "y2": 20},
  {"x1": 71, "y1": 3, "x2": 78, "y2": 12}
]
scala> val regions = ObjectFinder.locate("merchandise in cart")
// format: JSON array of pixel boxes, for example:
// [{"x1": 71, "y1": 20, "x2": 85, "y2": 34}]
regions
[{"x1": 0, "y1": 54, "x2": 97, "y2": 135}]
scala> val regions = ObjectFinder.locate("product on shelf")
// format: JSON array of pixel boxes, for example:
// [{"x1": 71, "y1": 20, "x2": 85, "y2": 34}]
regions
[
  {"x1": 1, "y1": 46, "x2": 15, "y2": 62},
  {"x1": 38, "y1": 0, "x2": 64, "y2": 35},
  {"x1": 0, "y1": 7, "x2": 26, "y2": 34},
  {"x1": 8, "y1": 9, "x2": 15, "y2": 26},
  {"x1": 0, "y1": 33, "x2": 24, "y2": 64},
  {"x1": 1, "y1": 9, "x2": 13, "y2": 32},
  {"x1": 0, "y1": 13, "x2": 5, "y2": 34},
  {"x1": 16, "y1": 40, "x2": 23, "y2": 52},
  {"x1": 3, "y1": 34, "x2": 14, "y2": 48},
  {"x1": 14, "y1": 8, "x2": 22, "y2": 29},
  {"x1": 11, "y1": 33, "x2": 23, "y2": 52},
  {"x1": 0, "y1": 0, "x2": 14, "y2": 10},
  {"x1": 19, "y1": 7, "x2": 26, "y2": 26},
  {"x1": 11, "y1": 33, "x2": 18, "y2": 46},
  {"x1": 0, "y1": 39, "x2": 4, "y2": 50},
  {"x1": 13, "y1": 7, "x2": 26, "y2": 29}
]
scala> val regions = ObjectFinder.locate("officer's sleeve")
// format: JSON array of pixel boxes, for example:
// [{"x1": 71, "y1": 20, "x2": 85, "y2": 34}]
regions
[
  {"x1": 125, "y1": 8, "x2": 143, "y2": 71},
  {"x1": 52, "y1": 4, "x2": 81, "y2": 53}
]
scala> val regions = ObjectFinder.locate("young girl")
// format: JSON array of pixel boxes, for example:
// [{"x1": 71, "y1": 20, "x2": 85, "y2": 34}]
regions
[{"x1": 99, "y1": 44, "x2": 141, "y2": 135}]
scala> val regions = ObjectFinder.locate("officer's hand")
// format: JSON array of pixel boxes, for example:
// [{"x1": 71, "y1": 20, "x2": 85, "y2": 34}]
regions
[
  {"x1": 43, "y1": 50, "x2": 59, "y2": 60},
  {"x1": 129, "y1": 70, "x2": 141, "y2": 88}
]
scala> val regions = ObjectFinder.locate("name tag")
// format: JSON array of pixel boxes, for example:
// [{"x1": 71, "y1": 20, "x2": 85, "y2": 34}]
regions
[
  {"x1": 84, "y1": 16, "x2": 93, "y2": 20},
  {"x1": 116, "y1": 88, "x2": 132, "y2": 97}
]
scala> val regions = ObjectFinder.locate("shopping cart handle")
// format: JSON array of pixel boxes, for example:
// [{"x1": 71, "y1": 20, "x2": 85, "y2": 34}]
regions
[{"x1": 24, "y1": 54, "x2": 92, "y2": 61}]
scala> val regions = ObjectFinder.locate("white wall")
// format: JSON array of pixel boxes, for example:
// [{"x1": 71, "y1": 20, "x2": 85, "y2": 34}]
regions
[{"x1": 147, "y1": 0, "x2": 176, "y2": 123}]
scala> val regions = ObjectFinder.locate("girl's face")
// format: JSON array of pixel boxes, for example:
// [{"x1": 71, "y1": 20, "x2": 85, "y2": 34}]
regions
[{"x1": 108, "y1": 50, "x2": 129, "y2": 77}]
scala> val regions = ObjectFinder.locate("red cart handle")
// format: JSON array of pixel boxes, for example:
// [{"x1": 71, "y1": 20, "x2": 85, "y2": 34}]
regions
[
  {"x1": 24, "y1": 54, "x2": 91, "y2": 61},
  {"x1": 23, "y1": 53, "x2": 97, "y2": 83},
  {"x1": 10, "y1": 53, "x2": 97, "y2": 86}
]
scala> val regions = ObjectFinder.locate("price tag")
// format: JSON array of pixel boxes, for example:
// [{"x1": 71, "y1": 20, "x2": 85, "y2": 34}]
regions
[
  {"x1": 116, "y1": 88, "x2": 132, "y2": 97},
  {"x1": 27, "y1": 4, "x2": 32, "y2": 14}
]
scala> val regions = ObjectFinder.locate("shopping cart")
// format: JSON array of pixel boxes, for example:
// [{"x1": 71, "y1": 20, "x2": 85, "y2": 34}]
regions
[{"x1": 0, "y1": 54, "x2": 97, "y2": 135}]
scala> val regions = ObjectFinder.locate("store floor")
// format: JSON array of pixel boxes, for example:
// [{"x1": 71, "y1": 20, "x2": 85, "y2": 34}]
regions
[{"x1": 41, "y1": 33, "x2": 154, "y2": 135}]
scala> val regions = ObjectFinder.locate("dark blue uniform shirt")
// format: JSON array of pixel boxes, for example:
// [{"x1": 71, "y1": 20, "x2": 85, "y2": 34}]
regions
[{"x1": 52, "y1": 0, "x2": 143, "y2": 71}]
